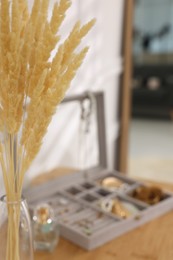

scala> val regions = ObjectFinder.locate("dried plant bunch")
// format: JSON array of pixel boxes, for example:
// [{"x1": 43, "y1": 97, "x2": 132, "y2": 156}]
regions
[
  {"x1": 0, "y1": 0, "x2": 95, "y2": 200},
  {"x1": 0, "y1": 1, "x2": 95, "y2": 259}
]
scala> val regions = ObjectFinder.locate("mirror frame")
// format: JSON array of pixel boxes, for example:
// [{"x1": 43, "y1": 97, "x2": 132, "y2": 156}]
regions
[{"x1": 115, "y1": 0, "x2": 134, "y2": 173}]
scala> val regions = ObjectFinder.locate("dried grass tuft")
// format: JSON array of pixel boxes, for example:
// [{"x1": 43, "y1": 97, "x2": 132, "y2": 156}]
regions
[
  {"x1": 0, "y1": 0, "x2": 95, "y2": 195},
  {"x1": 0, "y1": 1, "x2": 95, "y2": 259}
]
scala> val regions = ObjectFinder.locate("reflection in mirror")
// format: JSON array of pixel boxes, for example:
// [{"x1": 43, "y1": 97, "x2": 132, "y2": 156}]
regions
[
  {"x1": 129, "y1": 0, "x2": 173, "y2": 183},
  {"x1": 133, "y1": 0, "x2": 173, "y2": 64}
]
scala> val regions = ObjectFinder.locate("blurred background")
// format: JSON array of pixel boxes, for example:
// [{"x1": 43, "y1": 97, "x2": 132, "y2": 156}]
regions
[
  {"x1": 27, "y1": 0, "x2": 173, "y2": 186},
  {"x1": 2, "y1": 0, "x2": 173, "y2": 193},
  {"x1": 129, "y1": 0, "x2": 173, "y2": 182}
]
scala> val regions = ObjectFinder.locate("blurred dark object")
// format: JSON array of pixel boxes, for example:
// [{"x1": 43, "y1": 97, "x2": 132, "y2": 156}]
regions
[
  {"x1": 134, "y1": 23, "x2": 171, "y2": 52},
  {"x1": 142, "y1": 34, "x2": 152, "y2": 51},
  {"x1": 157, "y1": 24, "x2": 171, "y2": 38},
  {"x1": 131, "y1": 64, "x2": 173, "y2": 119}
]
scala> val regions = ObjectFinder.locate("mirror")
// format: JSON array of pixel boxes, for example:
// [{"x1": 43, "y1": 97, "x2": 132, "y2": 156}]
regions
[{"x1": 129, "y1": 0, "x2": 173, "y2": 183}]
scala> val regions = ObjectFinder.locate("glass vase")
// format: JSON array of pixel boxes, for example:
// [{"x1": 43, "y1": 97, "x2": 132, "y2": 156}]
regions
[{"x1": 0, "y1": 195, "x2": 34, "y2": 260}]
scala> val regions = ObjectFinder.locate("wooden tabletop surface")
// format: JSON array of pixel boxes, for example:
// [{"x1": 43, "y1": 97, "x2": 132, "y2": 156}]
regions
[{"x1": 34, "y1": 169, "x2": 173, "y2": 260}]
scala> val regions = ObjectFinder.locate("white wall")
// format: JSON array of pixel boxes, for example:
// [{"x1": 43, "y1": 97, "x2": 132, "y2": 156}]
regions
[{"x1": 0, "y1": 0, "x2": 125, "y2": 193}]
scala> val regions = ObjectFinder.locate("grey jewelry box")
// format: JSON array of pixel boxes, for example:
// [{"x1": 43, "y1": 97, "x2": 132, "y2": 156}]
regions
[{"x1": 25, "y1": 92, "x2": 173, "y2": 251}]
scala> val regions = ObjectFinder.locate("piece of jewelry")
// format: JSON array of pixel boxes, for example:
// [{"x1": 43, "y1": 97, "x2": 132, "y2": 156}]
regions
[
  {"x1": 132, "y1": 186, "x2": 163, "y2": 205},
  {"x1": 101, "y1": 177, "x2": 124, "y2": 190},
  {"x1": 120, "y1": 201, "x2": 140, "y2": 215},
  {"x1": 78, "y1": 92, "x2": 97, "y2": 176},
  {"x1": 112, "y1": 199, "x2": 131, "y2": 219},
  {"x1": 99, "y1": 198, "x2": 132, "y2": 218},
  {"x1": 99, "y1": 199, "x2": 114, "y2": 213}
]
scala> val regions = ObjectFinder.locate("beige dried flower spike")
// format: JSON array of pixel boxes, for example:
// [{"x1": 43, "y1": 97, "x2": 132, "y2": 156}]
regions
[
  {"x1": 0, "y1": 0, "x2": 95, "y2": 199},
  {"x1": 0, "y1": 0, "x2": 95, "y2": 259}
]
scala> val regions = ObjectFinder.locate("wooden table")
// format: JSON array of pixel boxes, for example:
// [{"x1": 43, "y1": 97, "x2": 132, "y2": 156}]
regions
[{"x1": 34, "y1": 169, "x2": 173, "y2": 260}]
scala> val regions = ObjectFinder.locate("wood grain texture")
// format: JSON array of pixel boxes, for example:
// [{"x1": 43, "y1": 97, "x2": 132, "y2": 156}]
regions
[
  {"x1": 33, "y1": 168, "x2": 173, "y2": 260},
  {"x1": 35, "y1": 213, "x2": 173, "y2": 260},
  {"x1": 118, "y1": 0, "x2": 134, "y2": 174}
]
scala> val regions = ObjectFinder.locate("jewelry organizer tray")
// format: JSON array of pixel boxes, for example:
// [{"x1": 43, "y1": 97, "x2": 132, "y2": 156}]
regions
[{"x1": 25, "y1": 92, "x2": 173, "y2": 250}]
